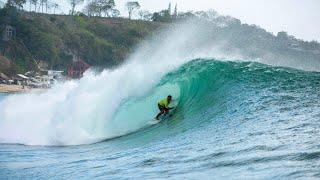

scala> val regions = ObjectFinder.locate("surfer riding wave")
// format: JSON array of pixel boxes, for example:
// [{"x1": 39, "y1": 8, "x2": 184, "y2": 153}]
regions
[{"x1": 156, "y1": 95, "x2": 174, "y2": 120}]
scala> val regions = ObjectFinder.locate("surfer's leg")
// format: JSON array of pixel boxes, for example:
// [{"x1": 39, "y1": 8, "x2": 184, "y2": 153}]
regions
[
  {"x1": 164, "y1": 109, "x2": 169, "y2": 115},
  {"x1": 156, "y1": 104, "x2": 165, "y2": 120},
  {"x1": 156, "y1": 110, "x2": 165, "y2": 120}
]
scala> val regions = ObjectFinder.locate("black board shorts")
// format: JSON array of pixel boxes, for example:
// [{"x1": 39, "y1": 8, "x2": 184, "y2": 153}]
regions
[{"x1": 158, "y1": 103, "x2": 166, "y2": 111}]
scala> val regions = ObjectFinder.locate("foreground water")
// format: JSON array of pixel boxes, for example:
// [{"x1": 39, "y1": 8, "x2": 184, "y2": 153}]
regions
[{"x1": 1, "y1": 60, "x2": 320, "y2": 179}]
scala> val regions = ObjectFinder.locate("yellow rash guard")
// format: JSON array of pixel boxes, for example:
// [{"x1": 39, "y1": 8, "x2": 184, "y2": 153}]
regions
[{"x1": 158, "y1": 98, "x2": 170, "y2": 108}]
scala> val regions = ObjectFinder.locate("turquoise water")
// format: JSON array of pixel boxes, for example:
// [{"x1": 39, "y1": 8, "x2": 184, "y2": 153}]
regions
[{"x1": 1, "y1": 60, "x2": 320, "y2": 179}]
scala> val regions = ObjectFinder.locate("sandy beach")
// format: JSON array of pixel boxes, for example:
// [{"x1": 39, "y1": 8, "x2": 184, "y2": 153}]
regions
[{"x1": 0, "y1": 84, "x2": 30, "y2": 93}]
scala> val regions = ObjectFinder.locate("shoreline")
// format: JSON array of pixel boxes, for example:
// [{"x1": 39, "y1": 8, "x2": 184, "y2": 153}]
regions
[{"x1": 0, "y1": 84, "x2": 43, "y2": 93}]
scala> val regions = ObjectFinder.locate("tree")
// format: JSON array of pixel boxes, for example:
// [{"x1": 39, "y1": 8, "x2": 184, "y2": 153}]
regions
[
  {"x1": 177, "y1": 11, "x2": 195, "y2": 19},
  {"x1": 138, "y1": 10, "x2": 151, "y2": 21},
  {"x1": 277, "y1": 31, "x2": 288, "y2": 39},
  {"x1": 31, "y1": 0, "x2": 37, "y2": 12},
  {"x1": 69, "y1": 0, "x2": 84, "y2": 15},
  {"x1": 101, "y1": 0, "x2": 115, "y2": 17},
  {"x1": 167, "y1": 2, "x2": 171, "y2": 15},
  {"x1": 92, "y1": 0, "x2": 103, "y2": 16},
  {"x1": 84, "y1": 1, "x2": 98, "y2": 16},
  {"x1": 151, "y1": 12, "x2": 160, "y2": 22},
  {"x1": 126, "y1": 1, "x2": 140, "y2": 19},
  {"x1": 43, "y1": 0, "x2": 48, "y2": 13},
  {"x1": 27, "y1": 0, "x2": 31, "y2": 11},
  {"x1": 52, "y1": 3, "x2": 58, "y2": 14},
  {"x1": 110, "y1": 8, "x2": 120, "y2": 17},
  {"x1": 39, "y1": 0, "x2": 46, "y2": 12},
  {"x1": 6, "y1": 0, "x2": 26, "y2": 9},
  {"x1": 173, "y1": 3, "x2": 177, "y2": 19},
  {"x1": 83, "y1": 0, "x2": 116, "y2": 17},
  {"x1": 152, "y1": 9, "x2": 171, "y2": 22}
]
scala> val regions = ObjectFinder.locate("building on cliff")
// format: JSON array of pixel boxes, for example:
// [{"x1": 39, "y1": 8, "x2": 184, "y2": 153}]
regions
[
  {"x1": 67, "y1": 60, "x2": 90, "y2": 79},
  {"x1": 2, "y1": 25, "x2": 16, "y2": 41}
]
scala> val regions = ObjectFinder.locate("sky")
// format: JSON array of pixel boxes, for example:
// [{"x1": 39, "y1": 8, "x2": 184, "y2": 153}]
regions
[
  {"x1": 116, "y1": 0, "x2": 320, "y2": 42},
  {"x1": 4, "y1": 0, "x2": 320, "y2": 41}
]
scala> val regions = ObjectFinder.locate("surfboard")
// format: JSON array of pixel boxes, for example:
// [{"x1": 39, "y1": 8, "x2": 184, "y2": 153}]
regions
[
  {"x1": 149, "y1": 119, "x2": 161, "y2": 125},
  {"x1": 150, "y1": 108, "x2": 176, "y2": 124},
  {"x1": 149, "y1": 104, "x2": 177, "y2": 125}
]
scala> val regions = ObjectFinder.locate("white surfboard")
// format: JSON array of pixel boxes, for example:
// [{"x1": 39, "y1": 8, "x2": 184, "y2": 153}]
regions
[{"x1": 148, "y1": 119, "x2": 161, "y2": 125}]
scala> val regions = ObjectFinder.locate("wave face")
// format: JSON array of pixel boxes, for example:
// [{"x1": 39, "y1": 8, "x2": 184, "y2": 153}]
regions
[
  {"x1": 155, "y1": 59, "x2": 320, "y2": 134},
  {"x1": 0, "y1": 20, "x2": 320, "y2": 146}
]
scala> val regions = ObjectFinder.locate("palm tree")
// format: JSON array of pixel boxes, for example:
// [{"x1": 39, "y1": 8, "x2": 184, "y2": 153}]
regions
[
  {"x1": 40, "y1": 0, "x2": 46, "y2": 13},
  {"x1": 53, "y1": 3, "x2": 58, "y2": 14},
  {"x1": 44, "y1": 0, "x2": 48, "y2": 13},
  {"x1": 28, "y1": 0, "x2": 32, "y2": 11},
  {"x1": 32, "y1": 0, "x2": 37, "y2": 12}
]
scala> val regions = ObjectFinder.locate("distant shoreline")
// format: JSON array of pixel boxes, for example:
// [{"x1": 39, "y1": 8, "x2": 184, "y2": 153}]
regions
[{"x1": 0, "y1": 84, "x2": 33, "y2": 93}]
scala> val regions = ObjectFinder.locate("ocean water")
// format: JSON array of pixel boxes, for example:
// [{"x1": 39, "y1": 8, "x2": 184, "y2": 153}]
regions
[
  {"x1": 1, "y1": 60, "x2": 320, "y2": 179},
  {"x1": 1, "y1": 19, "x2": 320, "y2": 179}
]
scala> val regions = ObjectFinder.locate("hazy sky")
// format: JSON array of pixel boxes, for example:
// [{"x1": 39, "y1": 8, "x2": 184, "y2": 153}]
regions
[
  {"x1": 115, "y1": 0, "x2": 320, "y2": 42},
  {"x1": 10, "y1": 0, "x2": 320, "y2": 41}
]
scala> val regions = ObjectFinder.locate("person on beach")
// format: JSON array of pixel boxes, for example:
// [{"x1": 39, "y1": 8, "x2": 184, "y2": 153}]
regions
[{"x1": 156, "y1": 95, "x2": 174, "y2": 120}]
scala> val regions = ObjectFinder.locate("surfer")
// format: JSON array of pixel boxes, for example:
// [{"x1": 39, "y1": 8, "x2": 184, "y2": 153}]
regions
[{"x1": 156, "y1": 95, "x2": 174, "y2": 120}]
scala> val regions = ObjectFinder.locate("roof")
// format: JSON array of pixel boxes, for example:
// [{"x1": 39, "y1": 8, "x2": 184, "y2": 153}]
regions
[
  {"x1": 48, "y1": 70, "x2": 64, "y2": 72},
  {"x1": 68, "y1": 60, "x2": 91, "y2": 71},
  {"x1": 0, "y1": 73, "x2": 9, "y2": 80},
  {"x1": 17, "y1": 74, "x2": 29, "y2": 79}
]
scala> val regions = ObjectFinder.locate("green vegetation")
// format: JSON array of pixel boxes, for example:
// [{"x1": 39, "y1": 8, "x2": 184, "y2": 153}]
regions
[
  {"x1": 0, "y1": 2, "x2": 319, "y2": 76},
  {"x1": 0, "y1": 6, "x2": 162, "y2": 75}
]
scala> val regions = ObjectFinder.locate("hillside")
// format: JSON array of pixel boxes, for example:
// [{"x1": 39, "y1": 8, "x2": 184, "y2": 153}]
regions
[
  {"x1": 0, "y1": 7, "x2": 162, "y2": 75},
  {"x1": 1, "y1": 6, "x2": 320, "y2": 76}
]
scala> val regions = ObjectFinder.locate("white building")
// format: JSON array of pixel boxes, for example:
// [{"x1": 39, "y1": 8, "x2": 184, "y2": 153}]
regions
[{"x1": 47, "y1": 70, "x2": 64, "y2": 79}]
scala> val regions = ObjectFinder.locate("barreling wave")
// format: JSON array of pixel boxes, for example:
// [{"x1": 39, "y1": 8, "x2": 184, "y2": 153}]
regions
[
  {"x1": 142, "y1": 59, "x2": 320, "y2": 135},
  {"x1": 94, "y1": 59, "x2": 320, "y2": 146},
  {"x1": 2, "y1": 58, "x2": 319, "y2": 146}
]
